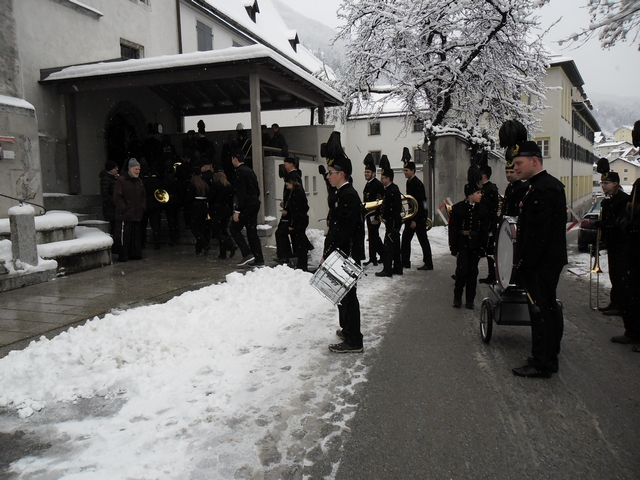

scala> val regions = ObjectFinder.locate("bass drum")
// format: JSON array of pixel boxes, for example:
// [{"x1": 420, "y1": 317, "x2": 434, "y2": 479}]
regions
[{"x1": 495, "y1": 216, "x2": 518, "y2": 290}]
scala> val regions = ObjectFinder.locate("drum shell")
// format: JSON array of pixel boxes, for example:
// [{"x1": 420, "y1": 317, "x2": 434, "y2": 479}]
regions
[
  {"x1": 310, "y1": 250, "x2": 363, "y2": 305},
  {"x1": 495, "y1": 216, "x2": 518, "y2": 289}
]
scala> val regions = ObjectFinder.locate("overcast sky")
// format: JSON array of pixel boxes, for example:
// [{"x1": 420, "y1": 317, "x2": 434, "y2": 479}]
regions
[{"x1": 277, "y1": 0, "x2": 640, "y2": 100}]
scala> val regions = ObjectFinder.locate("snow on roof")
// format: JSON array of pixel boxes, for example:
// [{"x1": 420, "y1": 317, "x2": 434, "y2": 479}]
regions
[
  {"x1": 43, "y1": 44, "x2": 342, "y2": 102},
  {"x1": 204, "y1": 0, "x2": 322, "y2": 76},
  {"x1": 0, "y1": 94, "x2": 35, "y2": 111},
  {"x1": 347, "y1": 92, "x2": 414, "y2": 120}
]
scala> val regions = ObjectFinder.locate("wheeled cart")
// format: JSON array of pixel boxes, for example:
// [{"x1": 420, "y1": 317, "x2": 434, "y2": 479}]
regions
[{"x1": 480, "y1": 284, "x2": 530, "y2": 343}]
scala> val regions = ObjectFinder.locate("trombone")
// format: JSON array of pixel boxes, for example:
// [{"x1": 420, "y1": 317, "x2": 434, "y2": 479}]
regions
[{"x1": 589, "y1": 209, "x2": 603, "y2": 310}]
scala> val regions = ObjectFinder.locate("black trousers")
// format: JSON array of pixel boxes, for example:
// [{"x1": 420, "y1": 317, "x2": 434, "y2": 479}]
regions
[
  {"x1": 454, "y1": 248, "x2": 481, "y2": 303},
  {"x1": 621, "y1": 251, "x2": 640, "y2": 339},
  {"x1": 116, "y1": 221, "x2": 143, "y2": 260},
  {"x1": 230, "y1": 203, "x2": 264, "y2": 262},
  {"x1": 190, "y1": 201, "x2": 211, "y2": 252},
  {"x1": 401, "y1": 220, "x2": 433, "y2": 267},
  {"x1": 290, "y1": 229, "x2": 309, "y2": 271},
  {"x1": 339, "y1": 285, "x2": 363, "y2": 348},
  {"x1": 366, "y1": 217, "x2": 383, "y2": 261},
  {"x1": 520, "y1": 265, "x2": 564, "y2": 369},
  {"x1": 383, "y1": 228, "x2": 402, "y2": 273},
  {"x1": 607, "y1": 246, "x2": 628, "y2": 310},
  {"x1": 163, "y1": 206, "x2": 181, "y2": 244},
  {"x1": 141, "y1": 206, "x2": 162, "y2": 248},
  {"x1": 211, "y1": 213, "x2": 234, "y2": 255},
  {"x1": 275, "y1": 218, "x2": 293, "y2": 259}
]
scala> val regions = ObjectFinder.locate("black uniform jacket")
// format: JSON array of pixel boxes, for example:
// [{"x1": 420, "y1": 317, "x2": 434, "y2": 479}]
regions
[
  {"x1": 515, "y1": 170, "x2": 568, "y2": 274},
  {"x1": 480, "y1": 180, "x2": 500, "y2": 229},
  {"x1": 363, "y1": 177, "x2": 384, "y2": 220},
  {"x1": 286, "y1": 184, "x2": 309, "y2": 232},
  {"x1": 323, "y1": 182, "x2": 365, "y2": 261},
  {"x1": 503, "y1": 180, "x2": 529, "y2": 217},
  {"x1": 601, "y1": 190, "x2": 630, "y2": 248},
  {"x1": 381, "y1": 183, "x2": 403, "y2": 231},
  {"x1": 405, "y1": 175, "x2": 428, "y2": 224},
  {"x1": 234, "y1": 163, "x2": 261, "y2": 213},
  {"x1": 448, "y1": 200, "x2": 489, "y2": 255}
]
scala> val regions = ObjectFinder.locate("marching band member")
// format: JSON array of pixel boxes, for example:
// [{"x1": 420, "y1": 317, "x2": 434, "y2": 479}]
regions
[
  {"x1": 502, "y1": 157, "x2": 528, "y2": 217},
  {"x1": 376, "y1": 155, "x2": 404, "y2": 277},
  {"x1": 363, "y1": 154, "x2": 385, "y2": 266},
  {"x1": 511, "y1": 141, "x2": 567, "y2": 378},
  {"x1": 596, "y1": 158, "x2": 630, "y2": 318},
  {"x1": 478, "y1": 160, "x2": 500, "y2": 284},
  {"x1": 321, "y1": 132, "x2": 365, "y2": 353},
  {"x1": 449, "y1": 183, "x2": 489, "y2": 309},
  {"x1": 401, "y1": 148, "x2": 434, "y2": 271}
]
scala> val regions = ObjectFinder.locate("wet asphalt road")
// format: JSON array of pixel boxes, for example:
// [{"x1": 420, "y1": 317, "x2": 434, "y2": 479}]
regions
[{"x1": 336, "y1": 242, "x2": 640, "y2": 479}]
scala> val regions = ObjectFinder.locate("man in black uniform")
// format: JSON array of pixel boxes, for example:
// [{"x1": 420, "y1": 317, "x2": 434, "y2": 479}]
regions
[
  {"x1": 512, "y1": 141, "x2": 567, "y2": 378},
  {"x1": 478, "y1": 163, "x2": 500, "y2": 284},
  {"x1": 376, "y1": 155, "x2": 404, "y2": 277},
  {"x1": 502, "y1": 158, "x2": 528, "y2": 217},
  {"x1": 230, "y1": 150, "x2": 265, "y2": 267},
  {"x1": 321, "y1": 132, "x2": 365, "y2": 353},
  {"x1": 401, "y1": 149, "x2": 434, "y2": 270},
  {"x1": 449, "y1": 184, "x2": 489, "y2": 309},
  {"x1": 596, "y1": 159, "x2": 630, "y2": 318},
  {"x1": 268, "y1": 123, "x2": 289, "y2": 157},
  {"x1": 362, "y1": 154, "x2": 385, "y2": 266}
]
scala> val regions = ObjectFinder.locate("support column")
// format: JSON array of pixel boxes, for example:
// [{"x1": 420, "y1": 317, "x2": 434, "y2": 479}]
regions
[
  {"x1": 249, "y1": 72, "x2": 264, "y2": 223},
  {"x1": 64, "y1": 92, "x2": 81, "y2": 194},
  {"x1": 9, "y1": 204, "x2": 38, "y2": 267}
]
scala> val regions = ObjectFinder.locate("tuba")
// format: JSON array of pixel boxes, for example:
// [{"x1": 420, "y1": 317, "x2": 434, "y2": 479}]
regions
[
  {"x1": 154, "y1": 189, "x2": 169, "y2": 203},
  {"x1": 363, "y1": 195, "x2": 419, "y2": 222}
]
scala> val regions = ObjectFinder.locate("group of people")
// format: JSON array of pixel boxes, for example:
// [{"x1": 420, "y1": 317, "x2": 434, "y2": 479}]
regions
[{"x1": 362, "y1": 149, "x2": 434, "y2": 278}]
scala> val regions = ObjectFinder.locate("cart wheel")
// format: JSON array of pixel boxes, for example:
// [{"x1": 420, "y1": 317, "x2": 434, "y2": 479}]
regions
[{"x1": 480, "y1": 298, "x2": 493, "y2": 343}]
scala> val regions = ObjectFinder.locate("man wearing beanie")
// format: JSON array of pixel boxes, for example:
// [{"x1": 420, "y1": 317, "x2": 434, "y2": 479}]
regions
[
  {"x1": 512, "y1": 141, "x2": 567, "y2": 378},
  {"x1": 274, "y1": 156, "x2": 300, "y2": 264},
  {"x1": 448, "y1": 184, "x2": 489, "y2": 309},
  {"x1": 322, "y1": 132, "x2": 365, "y2": 353},
  {"x1": 362, "y1": 154, "x2": 384, "y2": 266},
  {"x1": 114, "y1": 158, "x2": 146, "y2": 262},
  {"x1": 598, "y1": 166, "x2": 630, "y2": 318}
]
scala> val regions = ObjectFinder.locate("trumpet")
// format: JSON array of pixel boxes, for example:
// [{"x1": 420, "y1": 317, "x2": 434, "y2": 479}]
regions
[
  {"x1": 589, "y1": 208, "x2": 603, "y2": 310},
  {"x1": 364, "y1": 194, "x2": 419, "y2": 222},
  {"x1": 154, "y1": 189, "x2": 170, "y2": 203}
]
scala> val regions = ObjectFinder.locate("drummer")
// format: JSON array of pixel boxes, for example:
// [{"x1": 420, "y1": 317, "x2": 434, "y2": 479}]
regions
[
  {"x1": 448, "y1": 183, "x2": 489, "y2": 309},
  {"x1": 511, "y1": 141, "x2": 567, "y2": 378},
  {"x1": 321, "y1": 132, "x2": 366, "y2": 353},
  {"x1": 502, "y1": 157, "x2": 528, "y2": 217}
]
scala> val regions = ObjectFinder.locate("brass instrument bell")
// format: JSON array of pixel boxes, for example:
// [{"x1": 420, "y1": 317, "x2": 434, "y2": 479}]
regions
[{"x1": 154, "y1": 189, "x2": 170, "y2": 203}]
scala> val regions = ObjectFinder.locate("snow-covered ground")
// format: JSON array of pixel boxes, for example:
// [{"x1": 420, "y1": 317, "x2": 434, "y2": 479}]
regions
[
  {"x1": 0, "y1": 223, "x2": 606, "y2": 478},
  {"x1": 0, "y1": 226, "x2": 452, "y2": 478}
]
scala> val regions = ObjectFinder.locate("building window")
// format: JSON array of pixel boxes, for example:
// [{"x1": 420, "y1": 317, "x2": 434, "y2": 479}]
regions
[
  {"x1": 369, "y1": 151, "x2": 381, "y2": 165},
  {"x1": 197, "y1": 21, "x2": 213, "y2": 51},
  {"x1": 536, "y1": 139, "x2": 549, "y2": 157},
  {"x1": 245, "y1": 1, "x2": 260, "y2": 22},
  {"x1": 369, "y1": 122, "x2": 381, "y2": 136},
  {"x1": 313, "y1": 176, "x2": 317, "y2": 194},
  {"x1": 304, "y1": 175, "x2": 309, "y2": 192},
  {"x1": 120, "y1": 39, "x2": 143, "y2": 59},
  {"x1": 624, "y1": 168, "x2": 629, "y2": 173},
  {"x1": 413, "y1": 119, "x2": 424, "y2": 132},
  {"x1": 413, "y1": 148, "x2": 427, "y2": 164},
  {"x1": 624, "y1": 177, "x2": 629, "y2": 182}
]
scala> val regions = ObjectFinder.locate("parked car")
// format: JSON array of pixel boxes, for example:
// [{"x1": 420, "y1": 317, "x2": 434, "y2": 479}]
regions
[{"x1": 577, "y1": 199, "x2": 604, "y2": 252}]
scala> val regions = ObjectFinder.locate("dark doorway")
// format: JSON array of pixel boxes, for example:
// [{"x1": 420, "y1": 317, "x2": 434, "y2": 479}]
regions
[{"x1": 105, "y1": 102, "x2": 146, "y2": 171}]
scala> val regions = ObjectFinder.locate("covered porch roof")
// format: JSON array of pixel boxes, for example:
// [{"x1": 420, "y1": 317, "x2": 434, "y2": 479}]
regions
[{"x1": 40, "y1": 44, "x2": 343, "y2": 116}]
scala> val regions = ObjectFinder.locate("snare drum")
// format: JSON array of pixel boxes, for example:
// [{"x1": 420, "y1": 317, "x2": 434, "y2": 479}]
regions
[
  {"x1": 310, "y1": 249, "x2": 364, "y2": 305},
  {"x1": 495, "y1": 216, "x2": 518, "y2": 289}
]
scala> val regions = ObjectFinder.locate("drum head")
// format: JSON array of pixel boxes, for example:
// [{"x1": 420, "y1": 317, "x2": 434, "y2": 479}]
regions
[{"x1": 495, "y1": 217, "x2": 517, "y2": 289}]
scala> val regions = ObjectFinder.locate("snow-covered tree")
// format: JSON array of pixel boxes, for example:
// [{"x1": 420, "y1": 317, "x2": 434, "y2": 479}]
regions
[
  {"x1": 545, "y1": 0, "x2": 640, "y2": 50},
  {"x1": 336, "y1": 0, "x2": 551, "y2": 151}
]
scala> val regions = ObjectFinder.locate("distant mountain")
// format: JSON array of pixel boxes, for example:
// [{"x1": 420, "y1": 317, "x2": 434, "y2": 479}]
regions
[
  {"x1": 589, "y1": 93, "x2": 640, "y2": 135},
  {"x1": 272, "y1": 0, "x2": 347, "y2": 75}
]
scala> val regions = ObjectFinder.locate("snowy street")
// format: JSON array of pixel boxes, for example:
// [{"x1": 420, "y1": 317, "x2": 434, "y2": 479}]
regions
[{"x1": 1, "y1": 227, "x2": 639, "y2": 479}]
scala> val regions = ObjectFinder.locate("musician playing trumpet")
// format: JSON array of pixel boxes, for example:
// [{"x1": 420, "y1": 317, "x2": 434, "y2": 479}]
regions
[{"x1": 595, "y1": 158, "x2": 630, "y2": 319}]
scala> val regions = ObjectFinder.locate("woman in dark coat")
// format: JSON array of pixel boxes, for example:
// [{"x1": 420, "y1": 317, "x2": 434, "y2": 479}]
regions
[
  {"x1": 284, "y1": 172, "x2": 310, "y2": 271},
  {"x1": 210, "y1": 171, "x2": 236, "y2": 259},
  {"x1": 99, "y1": 160, "x2": 119, "y2": 238},
  {"x1": 185, "y1": 167, "x2": 212, "y2": 255}
]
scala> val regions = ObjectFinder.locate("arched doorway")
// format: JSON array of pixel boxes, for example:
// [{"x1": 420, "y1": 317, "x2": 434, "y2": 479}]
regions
[{"x1": 105, "y1": 102, "x2": 146, "y2": 171}]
